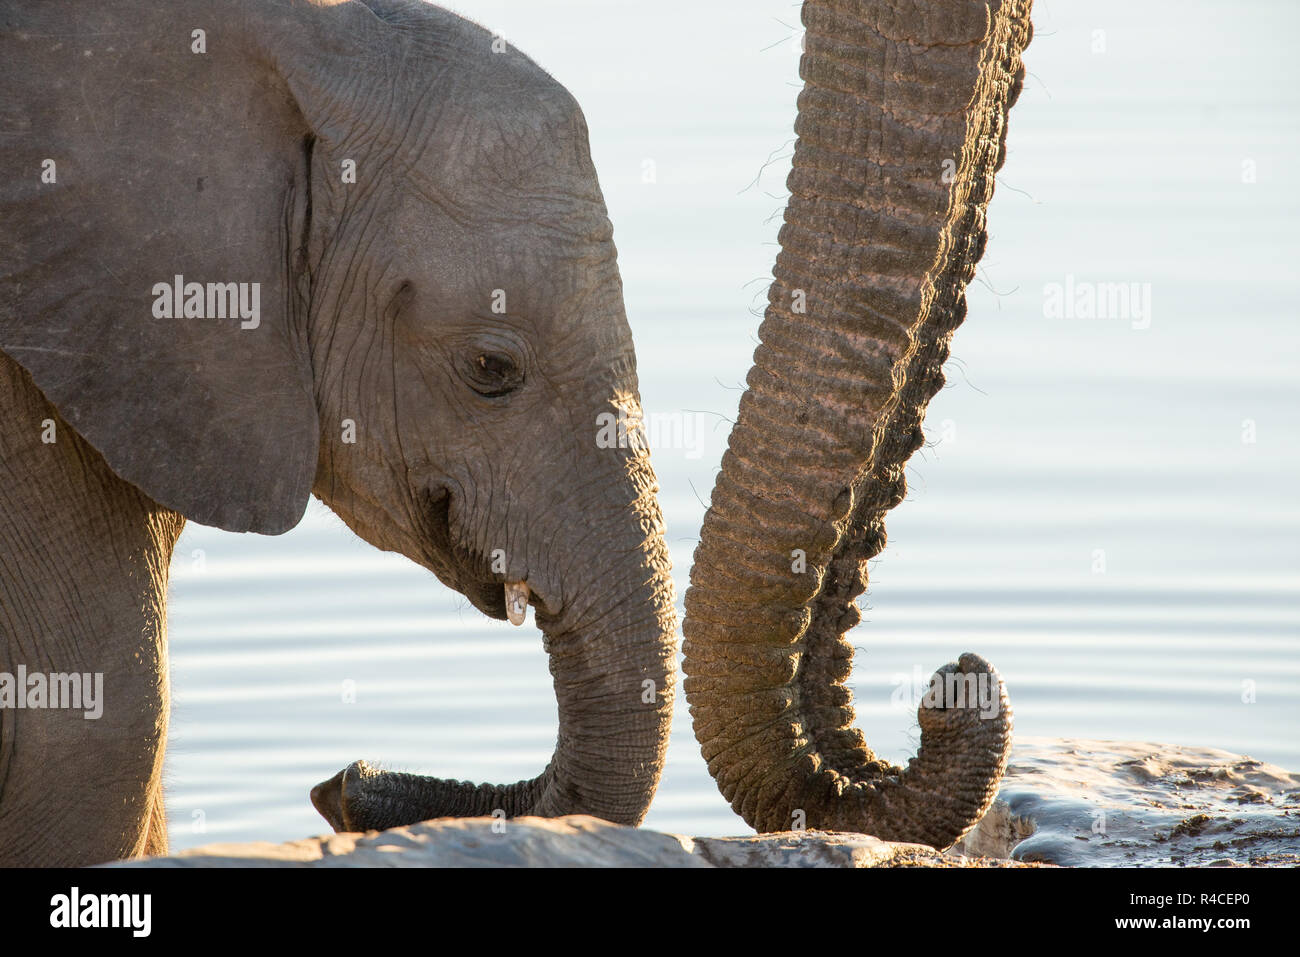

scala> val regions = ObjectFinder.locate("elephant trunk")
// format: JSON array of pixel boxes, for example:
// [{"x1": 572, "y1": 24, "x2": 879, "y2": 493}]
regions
[
  {"x1": 681, "y1": 0, "x2": 1032, "y2": 849},
  {"x1": 312, "y1": 460, "x2": 677, "y2": 832}
]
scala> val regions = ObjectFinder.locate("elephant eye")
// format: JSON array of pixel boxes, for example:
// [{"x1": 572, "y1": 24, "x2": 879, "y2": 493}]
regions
[{"x1": 465, "y1": 351, "x2": 524, "y2": 398}]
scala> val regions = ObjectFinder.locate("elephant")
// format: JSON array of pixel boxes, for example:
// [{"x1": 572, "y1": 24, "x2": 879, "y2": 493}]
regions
[
  {"x1": 313, "y1": 0, "x2": 1037, "y2": 851},
  {"x1": 679, "y1": 0, "x2": 1035, "y2": 850},
  {"x1": 0, "y1": 0, "x2": 677, "y2": 866}
]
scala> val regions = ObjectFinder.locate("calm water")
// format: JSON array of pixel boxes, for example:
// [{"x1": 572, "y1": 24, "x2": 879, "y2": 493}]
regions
[{"x1": 163, "y1": 0, "x2": 1300, "y2": 848}]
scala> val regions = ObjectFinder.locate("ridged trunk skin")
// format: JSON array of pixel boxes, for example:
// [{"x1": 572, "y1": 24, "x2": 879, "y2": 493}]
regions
[
  {"x1": 682, "y1": 0, "x2": 1033, "y2": 848},
  {"x1": 311, "y1": 459, "x2": 679, "y2": 833}
]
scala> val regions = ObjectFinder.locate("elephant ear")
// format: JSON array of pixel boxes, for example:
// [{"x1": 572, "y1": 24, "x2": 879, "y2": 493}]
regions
[{"x1": 0, "y1": 12, "x2": 319, "y2": 533}]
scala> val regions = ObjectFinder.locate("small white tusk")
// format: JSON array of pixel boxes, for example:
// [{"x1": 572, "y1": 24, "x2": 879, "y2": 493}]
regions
[{"x1": 504, "y1": 581, "x2": 530, "y2": 626}]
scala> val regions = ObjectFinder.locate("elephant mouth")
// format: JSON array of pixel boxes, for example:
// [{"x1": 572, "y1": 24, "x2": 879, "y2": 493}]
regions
[
  {"x1": 462, "y1": 577, "x2": 509, "y2": 620},
  {"x1": 419, "y1": 485, "x2": 550, "y2": 626}
]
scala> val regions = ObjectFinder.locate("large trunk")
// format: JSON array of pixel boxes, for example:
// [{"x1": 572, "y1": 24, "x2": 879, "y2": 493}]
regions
[
  {"x1": 312, "y1": 499, "x2": 677, "y2": 832},
  {"x1": 681, "y1": 0, "x2": 1033, "y2": 848}
]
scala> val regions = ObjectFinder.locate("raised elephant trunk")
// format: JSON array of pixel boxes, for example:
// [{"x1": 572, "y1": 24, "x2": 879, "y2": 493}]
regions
[
  {"x1": 313, "y1": 455, "x2": 677, "y2": 832},
  {"x1": 681, "y1": 0, "x2": 1033, "y2": 848}
]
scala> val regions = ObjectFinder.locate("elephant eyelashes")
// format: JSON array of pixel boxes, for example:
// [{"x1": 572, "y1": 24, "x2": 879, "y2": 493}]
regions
[{"x1": 464, "y1": 351, "x2": 524, "y2": 398}]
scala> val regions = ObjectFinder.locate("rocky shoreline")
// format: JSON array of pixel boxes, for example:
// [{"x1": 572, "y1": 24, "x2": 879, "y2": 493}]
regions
[{"x1": 117, "y1": 738, "x2": 1300, "y2": 868}]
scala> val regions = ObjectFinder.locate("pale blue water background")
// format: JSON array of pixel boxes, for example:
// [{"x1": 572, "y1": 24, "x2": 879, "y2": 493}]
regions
[{"x1": 163, "y1": 0, "x2": 1300, "y2": 848}]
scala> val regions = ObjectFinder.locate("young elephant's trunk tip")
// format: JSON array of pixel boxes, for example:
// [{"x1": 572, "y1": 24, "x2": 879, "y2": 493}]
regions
[{"x1": 309, "y1": 763, "x2": 355, "y2": 832}]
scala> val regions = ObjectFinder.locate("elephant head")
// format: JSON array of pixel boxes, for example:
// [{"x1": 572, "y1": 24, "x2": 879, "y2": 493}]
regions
[
  {"x1": 681, "y1": 0, "x2": 1034, "y2": 848},
  {"x1": 0, "y1": 0, "x2": 674, "y2": 828}
]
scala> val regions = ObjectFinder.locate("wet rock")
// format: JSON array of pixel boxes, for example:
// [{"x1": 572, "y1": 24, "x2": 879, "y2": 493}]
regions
[
  {"x1": 115, "y1": 738, "x2": 1300, "y2": 867},
  {"x1": 115, "y1": 815, "x2": 1010, "y2": 868},
  {"x1": 956, "y1": 737, "x2": 1300, "y2": 867}
]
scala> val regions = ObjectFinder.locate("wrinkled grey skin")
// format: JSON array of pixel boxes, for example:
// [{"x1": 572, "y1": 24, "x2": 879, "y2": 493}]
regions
[
  {"x1": 0, "y1": 0, "x2": 675, "y2": 866},
  {"x1": 681, "y1": 0, "x2": 1033, "y2": 850}
]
